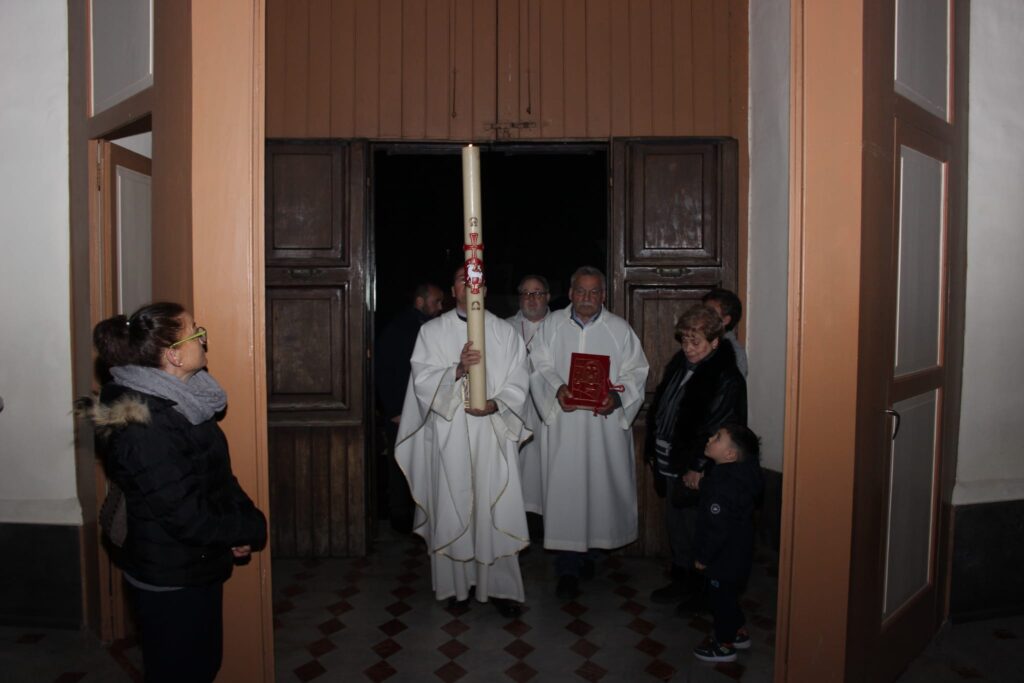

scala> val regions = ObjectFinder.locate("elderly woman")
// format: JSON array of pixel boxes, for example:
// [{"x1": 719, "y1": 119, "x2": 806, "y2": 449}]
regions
[
  {"x1": 645, "y1": 304, "x2": 747, "y2": 612},
  {"x1": 84, "y1": 302, "x2": 266, "y2": 683}
]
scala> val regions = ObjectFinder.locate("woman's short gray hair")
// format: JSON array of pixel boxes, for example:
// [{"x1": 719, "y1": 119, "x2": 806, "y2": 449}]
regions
[{"x1": 674, "y1": 304, "x2": 724, "y2": 343}]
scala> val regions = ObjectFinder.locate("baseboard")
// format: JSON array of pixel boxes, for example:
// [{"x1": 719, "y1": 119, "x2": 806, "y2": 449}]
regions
[
  {"x1": 950, "y1": 499, "x2": 1024, "y2": 622},
  {"x1": 0, "y1": 522, "x2": 82, "y2": 629},
  {"x1": 757, "y1": 468, "x2": 782, "y2": 551}
]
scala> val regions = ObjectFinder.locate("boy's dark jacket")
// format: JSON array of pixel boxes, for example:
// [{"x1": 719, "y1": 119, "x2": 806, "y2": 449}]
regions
[
  {"x1": 693, "y1": 460, "x2": 763, "y2": 583},
  {"x1": 644, "y1": 340, "x2": 747, "y2": 496},
  {"x1": 81, "y1": 384, "x2": 267, "y2": 587}
]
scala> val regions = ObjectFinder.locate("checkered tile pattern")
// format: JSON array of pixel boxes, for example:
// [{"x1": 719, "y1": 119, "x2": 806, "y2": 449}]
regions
[
  {"x1": 2, "y1": 532, "x2": 1023, "y2": 682},
  {"x1": 273, "y1": 529, "x2": 779, "y2": 682}
]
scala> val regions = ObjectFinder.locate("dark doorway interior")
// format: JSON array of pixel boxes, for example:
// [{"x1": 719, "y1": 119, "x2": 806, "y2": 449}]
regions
[
  {"x1": 372, "y1": 145, "x2": 608, "y2": 322},
  {"x1": 370, "y1": 144, "x2": 608, "y2": 523}
]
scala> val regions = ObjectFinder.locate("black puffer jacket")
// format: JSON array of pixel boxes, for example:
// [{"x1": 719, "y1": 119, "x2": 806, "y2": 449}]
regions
[
  {"x1": 645, "y1": 341, "x2": 747, "y2": 478},
  {"x1": 86, "y1": 384, "x2": 267, "y2": 587},
  {"x1": 693, "y1": 459, "x2": 764, "y2": 583}
]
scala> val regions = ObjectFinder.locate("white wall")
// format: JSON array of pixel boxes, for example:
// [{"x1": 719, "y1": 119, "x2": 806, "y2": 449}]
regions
[
  {"x1": 0, "y1": 1, "x2": 81, "y2": 524},
  {"x1": 954, "y1": 0, "x2": 1024, "y2": 505},
  {"x1": 746, "y1": 0, "x2": 790, "y2": 472}
]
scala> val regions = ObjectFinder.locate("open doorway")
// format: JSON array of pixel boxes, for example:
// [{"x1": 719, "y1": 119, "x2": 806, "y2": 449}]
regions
[{"x1": 369, "y1": 143, "x2": 609, "y2": 531}]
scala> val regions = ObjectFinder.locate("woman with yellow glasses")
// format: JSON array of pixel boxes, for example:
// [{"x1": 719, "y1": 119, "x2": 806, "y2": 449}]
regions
[{"x1": 82, "y1": 302, "x2": 266, "y2": 682}]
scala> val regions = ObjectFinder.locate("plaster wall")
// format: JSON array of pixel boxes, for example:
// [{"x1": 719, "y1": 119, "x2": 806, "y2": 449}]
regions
[
  {"x1": 0, "y1": 0, "x2": 80, "y2": 524},
  {"x1": 746, "y1": 0, "x2": 790, "y2": 473},
  {"x1": 954, "y1": 0, "x2": 1024, "y2": 505}
]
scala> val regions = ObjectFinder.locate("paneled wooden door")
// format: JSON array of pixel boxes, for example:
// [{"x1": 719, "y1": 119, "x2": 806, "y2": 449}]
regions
[
  {"x1": 91, "y1": 140, "x2": 153, "y2": 640},
  {"x1": 610, "y1": 138, "x2": 739, "y2": 557},
  {"x1": 265, "y1": 141, "x2": 368, "y2": 557},
  {"x1": 847, "y1": 1, "x2": 968, "y2": 680}
]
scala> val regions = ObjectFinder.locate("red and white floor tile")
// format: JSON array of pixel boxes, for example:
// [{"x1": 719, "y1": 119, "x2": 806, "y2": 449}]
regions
[{"x1": 272, "y1": 528, "x2": 779, "y2": 682}]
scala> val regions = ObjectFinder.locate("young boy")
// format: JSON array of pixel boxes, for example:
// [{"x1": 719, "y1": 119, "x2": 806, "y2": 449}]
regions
[
  {"x1": 692, "y1": 423, "x2": 764, "y2": 663},
  {"x1": 702, "y1": 288, "x2": 748, "y2": 377}
]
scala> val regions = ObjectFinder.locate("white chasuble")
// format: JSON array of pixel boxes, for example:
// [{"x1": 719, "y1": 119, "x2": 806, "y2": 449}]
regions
[
  {"x1": 396, "y1": 309, "x2": 531, "y2": 602},
  {"x1": 505, "y1": 310, "x2": 547, "y2": 514},
  {"x1": 529, "y1": 307, "x2": 650, "y2": 552}
]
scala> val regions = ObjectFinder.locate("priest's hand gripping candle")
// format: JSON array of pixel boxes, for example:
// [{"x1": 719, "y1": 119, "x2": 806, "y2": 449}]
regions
[{"x1": 461, "y1": 145, "x2": 487, "y2": 411}]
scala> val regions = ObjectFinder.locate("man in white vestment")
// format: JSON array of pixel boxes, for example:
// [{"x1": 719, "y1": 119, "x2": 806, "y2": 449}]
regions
[
  {"x1": 529, "y1": 266, "x2": 649, "y2": 600},
  {"x1": 505, "y1": 274, "x2": 551, "y2": 516},
  {"x1": 396, "y1": 267, "x2": 531, "y2": 617}
]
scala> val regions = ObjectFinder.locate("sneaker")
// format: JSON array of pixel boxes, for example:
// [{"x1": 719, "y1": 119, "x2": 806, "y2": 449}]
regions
[
  {"x1": 556, "y1": 575, "x2": 581, "y2": 600},
  {"x1": 693, "y1": 637, "x2": 737, "y2": 663},
  {"x1": 732, "y1": 628, "x2": 751, "y2": 650}
]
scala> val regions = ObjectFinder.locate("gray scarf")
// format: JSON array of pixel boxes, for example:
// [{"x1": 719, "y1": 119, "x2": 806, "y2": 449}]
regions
[{"x1": 110, "y1": 365, "x2": 227, "y2": 425}]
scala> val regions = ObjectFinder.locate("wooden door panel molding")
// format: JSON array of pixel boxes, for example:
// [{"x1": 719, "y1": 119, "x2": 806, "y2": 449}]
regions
[
  {"x1": 626, "y1": 141, "x2": 722, "y2": 266},
  {"x1": 611, "y1": 138, "x2": 739, "y2": 558},
  {"x1": 266, "y1": 285, "x2": 350, "y2": 412},
  {"x1": 266, "y1": 142, "x2": 347, "y2": 265},
  {"x1": 269, "y1": 424, "x2": 366, "y2": 558},
  {"x1": 266, "y1": 141, "x2": 368, "y2": 557}
]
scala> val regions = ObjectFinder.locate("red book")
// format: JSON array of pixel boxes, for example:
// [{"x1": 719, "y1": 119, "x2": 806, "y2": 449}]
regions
[{"x1": 565, "y1": 353, "x2": 614, "y2": 410}]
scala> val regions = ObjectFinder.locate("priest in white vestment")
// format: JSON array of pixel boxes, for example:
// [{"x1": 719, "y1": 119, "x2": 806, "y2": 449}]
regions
[
  {"x1": 505, "y1": 274, "x2": 551, "y2": 515},
  {"x1": 529, "y1": 266, "x2": 649, "y2": 599},
  {"x1": 396, "y1": 267, "x2": 531, "y2": 616}
]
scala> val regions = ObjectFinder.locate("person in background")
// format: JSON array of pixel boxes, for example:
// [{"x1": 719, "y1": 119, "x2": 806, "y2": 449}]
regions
[
  {"x1": 692, "y1": 424, "x2": 764, "y2": 663},
  {"x1": 506, "y1": 274, "x2": 551, "y2": 519},
  {"x1": 529, "y1": 266, "x2": 649, "y2": 600},
  {"x1": 645, "y1": 304, "x2": 746, "y2": 616},
  {"x1": 395, "y1": 266, "x2": 531, "y2": 618},
  {"x1": 702, "y1": 288, "x2": 748, "y2": 378},
  {"x1": 83, "y1": 302, "x2": 267, "y2": 683},
  {"x1": 375, "y1": 282, "x2": 444, "y2": 532}
]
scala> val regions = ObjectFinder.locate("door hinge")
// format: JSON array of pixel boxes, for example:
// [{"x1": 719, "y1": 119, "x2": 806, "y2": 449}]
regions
[{"x1": 96, "y1": 155, "x2": 103, "y2": 192}]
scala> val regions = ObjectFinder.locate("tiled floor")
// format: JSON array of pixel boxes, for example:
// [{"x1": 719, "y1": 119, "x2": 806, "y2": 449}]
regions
[
  {"x1": 2, "y1": 526, "x2": 1021, "y2": 682},
  {"x1": 270, "y1": 528, "x2": 778, "y2": 682}
]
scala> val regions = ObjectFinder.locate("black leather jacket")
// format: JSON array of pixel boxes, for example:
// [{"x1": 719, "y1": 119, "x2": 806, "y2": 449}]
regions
[{"x1": 645, "y1": 341, "x2": 747, "y2": 477}]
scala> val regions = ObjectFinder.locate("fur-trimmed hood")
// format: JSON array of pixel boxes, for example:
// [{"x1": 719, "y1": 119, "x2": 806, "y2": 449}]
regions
[{"x1": 75, "y1": 392, "x2": 152, "y2": 437}]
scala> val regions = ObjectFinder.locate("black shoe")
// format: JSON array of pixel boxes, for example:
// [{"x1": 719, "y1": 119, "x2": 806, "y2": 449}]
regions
[
  {"x1": 580, "y1": 557, "x2": 596, "y2": 581},
  {"x1": 492, "y1": 598, "x2": 522, "y2": 619},
  {"x1": 447, "y1": 596, "x2": 471, "y2": 611},
  {"x1": 649, "y1": 581, "x2": 686, "y2": 604},
  {"x1": 556, "y1": 575, "x2": 581, "y2": 600},
  {"x1": 674, "y1": 590, "x2": 709, "y2": 617}
]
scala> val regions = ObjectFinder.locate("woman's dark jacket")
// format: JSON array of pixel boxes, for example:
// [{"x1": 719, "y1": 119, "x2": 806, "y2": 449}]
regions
[
  {"x1": 693, "y1": 459, "x2": 763, "y2": 583},
  {"x1": 644, "y1": 340, "x2": 747, "y2": 486},
  {"x1": 86, "y1": 383, "x2": 267, "y2": 587}
]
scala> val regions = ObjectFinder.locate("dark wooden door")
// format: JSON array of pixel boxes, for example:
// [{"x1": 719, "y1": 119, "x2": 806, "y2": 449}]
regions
[
  {"x1": 846, "y1": 2, "x2": 968, "y2": 679},
  {"x1": 609, "y1": 139, "x2": 739, "y2": 557},
  {"x1": 265, "y1": 141, "x2": 368, "y2": 557}
]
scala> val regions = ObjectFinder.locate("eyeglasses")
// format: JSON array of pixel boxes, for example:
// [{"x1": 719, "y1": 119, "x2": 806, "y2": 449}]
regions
[
  {"x1": 571, "y1": 287, "x2": 603, "y2": 299},
  {"x1": 519, "y1": 291, "x2": 549, "y2": 300},
  {"x1": 680, "y1": 334, "x2": 707, "y2": 348},
  {"x1": 170, "y1": 326, "x2": 208, "y2": 349}
]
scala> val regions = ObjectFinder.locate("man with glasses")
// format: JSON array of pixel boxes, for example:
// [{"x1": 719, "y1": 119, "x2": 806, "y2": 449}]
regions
[
  {"x1": 506, "y1": 275, "x2": 551, "y2": 519},
  {"x1": 529, "y1": 266, "x2": 649, "y2": 600}
]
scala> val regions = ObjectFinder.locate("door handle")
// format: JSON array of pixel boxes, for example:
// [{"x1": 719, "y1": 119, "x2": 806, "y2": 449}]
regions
[
  {"x1": 655, "y1": 267, "x2": 690, "y2": 277},
  {"x1": 288, "y1": 267, "x2": 324, "y2": 279},
  {"x1": 884, "y1": 408, "x2": 901, "y2": 440}
]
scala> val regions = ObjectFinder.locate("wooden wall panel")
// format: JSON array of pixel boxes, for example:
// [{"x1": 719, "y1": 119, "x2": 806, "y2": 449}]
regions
[
  {"x1": 266, "y1": 0, "x2": 748, "y2": 142},
  {"x1": 353, "y1": 0, "x2": 380, "y2": 136},
  {"x1": 269, "y1": 425, "x2": 365, "y2": 557},
  {"x1": 308, "y1": 0, "x2": 333, "y2": 136},
  {"x1": 330, "y1": 0, "x2": 357, "y2": 136},
  {"x1": 586, "y1": 0, "x2": 612, "y2": 136}
]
